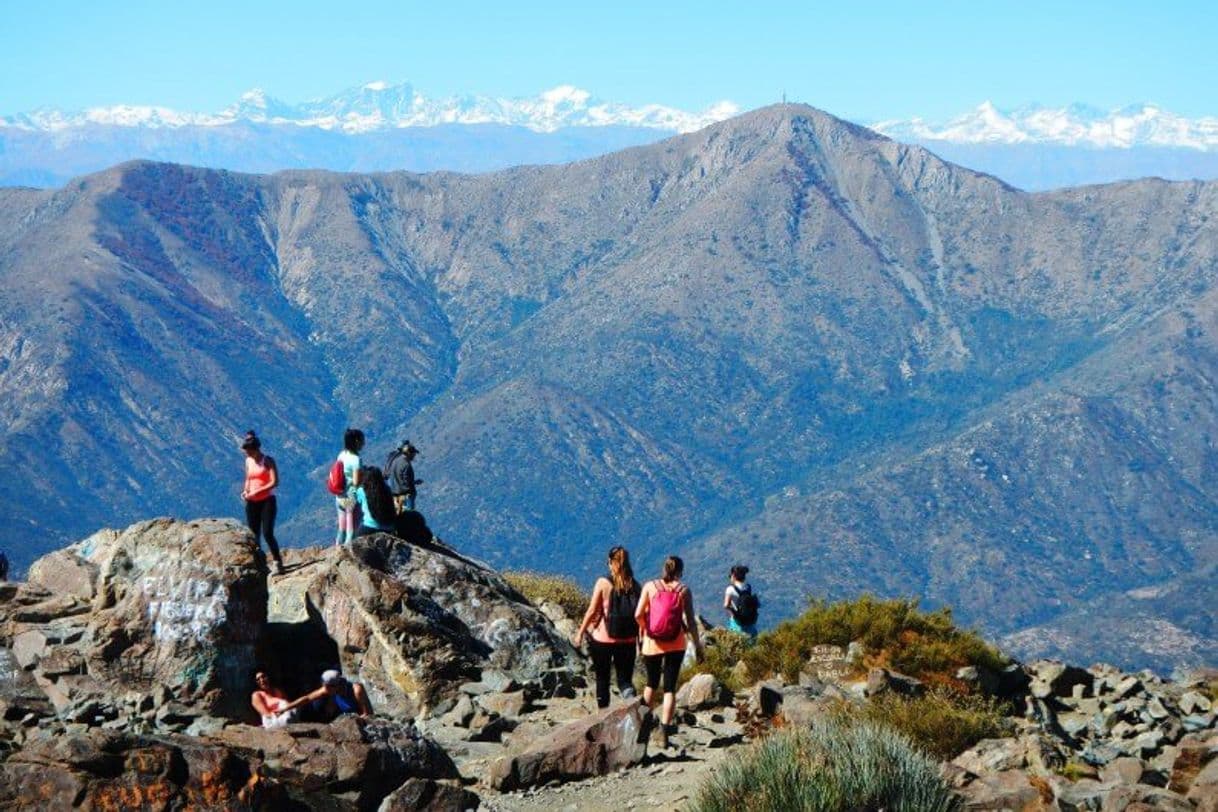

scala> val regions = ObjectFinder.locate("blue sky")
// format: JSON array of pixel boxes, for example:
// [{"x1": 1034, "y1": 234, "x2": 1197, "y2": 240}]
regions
[{"x1": 2, "y1": 0, "x2": 1214, "y2": 122}]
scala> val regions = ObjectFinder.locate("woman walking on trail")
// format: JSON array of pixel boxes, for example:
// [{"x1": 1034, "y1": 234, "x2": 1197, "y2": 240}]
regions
[
  {"x1": 335, "y1": 429, "x2": 365, "y2": 546},
  {"x1": 573, "y1": 546, "x2": 641, "y2": 709},
  {"x1": 240, "y1": 431, "x2": 285, "y2": 574},
  {"x1": 635, "y1": 555, "x2": 703, "y2": 748}
]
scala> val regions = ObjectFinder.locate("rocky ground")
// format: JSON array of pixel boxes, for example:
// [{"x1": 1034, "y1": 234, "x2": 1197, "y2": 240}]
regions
[{"x1": 0, "y1": 517, "x2": 1215, "y2": 810}]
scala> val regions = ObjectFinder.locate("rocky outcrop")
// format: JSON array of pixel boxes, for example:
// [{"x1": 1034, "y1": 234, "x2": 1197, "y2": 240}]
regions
[
  {"x1": 0, "y1": 715, "x2": 461, "y2": 811},
  {"x1": 487, "y1": 700, "x2": 650, "y2": 791},
  {"x1": 0, "y1": 518, "x2": 266, "y2": 723},
  {"x1": 267, "y1": 533, "x2": 580, "y2": 719}
]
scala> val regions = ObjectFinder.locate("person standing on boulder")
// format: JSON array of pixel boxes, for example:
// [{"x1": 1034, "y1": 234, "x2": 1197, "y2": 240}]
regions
[
  {"x1": 635, "y1": 555, "x2": 703, "y2": 748},
  {"x1": 384, "y1": 440, "x2": 422, "y2": 514},
  {"x1": 573, "y1": 545, "x2": 641, "y2": 709},
  {"x1": 240, "y1": 430, "x2": 285, "y2": 575},
  {"x1": 335, "y1": 429, "x2": 365, "y2": 546}
]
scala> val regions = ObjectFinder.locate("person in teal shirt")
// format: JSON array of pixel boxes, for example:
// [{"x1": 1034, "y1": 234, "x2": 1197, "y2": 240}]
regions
[{"x1": 354, "y1": 466, "x2": 397, "y2": 537}]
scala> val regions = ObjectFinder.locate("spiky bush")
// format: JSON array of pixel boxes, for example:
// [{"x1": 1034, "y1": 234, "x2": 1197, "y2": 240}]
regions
[
  {"x1": 502, "y1": 571, "x2": 589, "y2": 620},
  {"x1": 692, "y1": 717, "x2": 960, "y2": 812}
]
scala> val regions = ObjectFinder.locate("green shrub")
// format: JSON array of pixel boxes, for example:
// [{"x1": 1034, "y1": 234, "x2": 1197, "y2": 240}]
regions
[
  {"x1": 682, "y1": 626, "x2": 754, "y2": 691},
  {"x1": 835, "y1": 689, "x2": 1012, "y2": 760},
  {"x1": 692, "y1": 717, "x2": 960, "y2": 812},
  {"x1": 502, "y1": 571, "x2": 589, "y2": 620},
  {"x1": 740, "y1": 595, "x2": 1007, "y2": 685}
]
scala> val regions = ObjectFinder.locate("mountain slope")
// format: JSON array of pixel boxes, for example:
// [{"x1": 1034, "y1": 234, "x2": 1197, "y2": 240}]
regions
[{"x1": 1, "y1": 105, "x2": 1216, "y2": 670}]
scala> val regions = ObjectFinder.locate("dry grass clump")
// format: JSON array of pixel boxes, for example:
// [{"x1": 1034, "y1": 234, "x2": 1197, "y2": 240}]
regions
[
  {"x1": 692, "y1": 717, "x2": 960, "y2": 812},
  {"x1": 502, "y1": 571, "x2": 589, "y2": 620}
]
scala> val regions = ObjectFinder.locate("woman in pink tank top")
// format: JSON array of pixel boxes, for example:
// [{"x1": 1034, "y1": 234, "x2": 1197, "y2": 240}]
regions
[{"x1": 240, "y1": 430, "x2": 284, "y2": 574}]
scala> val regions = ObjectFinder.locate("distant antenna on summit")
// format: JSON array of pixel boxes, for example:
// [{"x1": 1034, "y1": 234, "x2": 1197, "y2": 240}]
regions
[{"x1": 782, "y1": 90, "x2": 787, "y2": 104}]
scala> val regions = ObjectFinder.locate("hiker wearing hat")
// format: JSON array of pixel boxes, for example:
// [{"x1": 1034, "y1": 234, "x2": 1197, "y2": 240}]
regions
[
  {"x1": 384, "y1": 440, "x2": 423, "y2": 514},
  {"x1": 284, "y1": 669, "x2": 372, "y2": 720},
  {"x1": 240, "y1": 430, "x2": 285, "y2": 574}
]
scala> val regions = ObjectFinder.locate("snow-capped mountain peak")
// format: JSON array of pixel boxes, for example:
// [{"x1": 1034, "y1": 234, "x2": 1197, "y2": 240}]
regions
[
  {"x1": 872, "y1": 102, "x2": 1218, "y2": 151},
  {"x1": 0, "y1": 81, "x2": 736, "y2": 135}
]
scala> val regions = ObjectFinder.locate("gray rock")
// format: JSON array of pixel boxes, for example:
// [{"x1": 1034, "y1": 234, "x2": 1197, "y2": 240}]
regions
[
  {"x1": 1050, "y1": 776, "x2": 1113, "y2": 811},
  {"x1": 865, "y1": 667, "x2": 925, "y2": 698},
  {"x1": 953, "y1": 738, "x2": 1029, "y2": 776},
  {"x1": 1181, "y1": 691, "x2": 1214, "y2": 715},
  {"x1": 1099, "y1": 757, "x2": 1144, "y2": 785},
  {"x1": 1102, "y1": 784, "x2": 1194, "y2": 811},
  {"x1": 675, "y1": 673, "x2": 732, "y2": 711},
  {"x1": 488, "y1": 700, "x2": 649, "y2": 790},
  {"x1": 956, "y1": 769, "x2": 1054, "y2": 810}
]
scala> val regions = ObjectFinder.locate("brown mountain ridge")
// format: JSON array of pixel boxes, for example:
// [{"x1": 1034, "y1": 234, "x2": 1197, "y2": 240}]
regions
[{"x1": 1, "y1": 104, "x2": 1216, "y2": 670}]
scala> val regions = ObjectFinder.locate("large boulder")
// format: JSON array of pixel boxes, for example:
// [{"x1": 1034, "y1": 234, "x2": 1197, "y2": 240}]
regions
[
  {"x1": 267, "y1": 533, "x2": 579, "y2": 718},
  {"x1": 0, "y1": 716, "x2": 457, "y2": 811},
  {"x1": 1, "y1": 518, "x2": 267, "y2": 720},
  {"x1": 488, "y1": 699, "x2": 650, "y2": 791}
]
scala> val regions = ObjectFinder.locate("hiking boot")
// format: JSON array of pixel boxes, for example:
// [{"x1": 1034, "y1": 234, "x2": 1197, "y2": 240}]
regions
[{"x1": 274, "y1": 561, "x2": 287, "y2": 576}]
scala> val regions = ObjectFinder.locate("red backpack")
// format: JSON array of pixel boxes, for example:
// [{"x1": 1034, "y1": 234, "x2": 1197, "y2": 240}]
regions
[
  {"x1": 646, "y1": 581, "x2": 685, "y2": 641},
  {"x1": 326, "y1": 459, "x2": 346, "y2": 496}
]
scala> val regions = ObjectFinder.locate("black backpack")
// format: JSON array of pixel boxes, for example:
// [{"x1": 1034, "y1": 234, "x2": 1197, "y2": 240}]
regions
[
  {"x1": 733, "y1": 585, "x2": 760, "y2": 626},
  {"x1": 606, "y1": 582, "x2": 641, "y2": 638}
]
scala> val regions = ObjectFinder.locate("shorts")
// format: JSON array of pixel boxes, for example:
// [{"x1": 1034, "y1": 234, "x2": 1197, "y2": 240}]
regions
[{"x1": 643, "y1": 650, "x2": 684, "y2": 694}]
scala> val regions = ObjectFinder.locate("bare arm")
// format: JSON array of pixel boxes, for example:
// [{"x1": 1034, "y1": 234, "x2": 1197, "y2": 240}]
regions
[
  {"x1": 282, "y1": 687, "x2": 327, "y2": 712},
  {"x1": 634, "y1": 582, "x2": 651, "y2": 640},
  {"x1": 683, "y1": 587, "x2": 703, "y2": 655},
  {"x1": 573, "y1": 579, "x2": 607, "y2": 644}
]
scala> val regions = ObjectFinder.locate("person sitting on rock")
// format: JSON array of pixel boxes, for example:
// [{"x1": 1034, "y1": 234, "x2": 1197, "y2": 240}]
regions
[
  {"x1": 354, "y1": 466, "x2": 398, "y2": 538},
  {"x1": 285, "y1": 669, "x2": 372, "y2": 720},
  {"x1": 251, "y1": 669, "x2": 296, "y2": 728}
]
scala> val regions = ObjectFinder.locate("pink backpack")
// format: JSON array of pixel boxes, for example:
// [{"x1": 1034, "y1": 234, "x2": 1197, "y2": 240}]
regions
[{"x1": 647, "y1": 581, "x2": 685, "y2": 641}]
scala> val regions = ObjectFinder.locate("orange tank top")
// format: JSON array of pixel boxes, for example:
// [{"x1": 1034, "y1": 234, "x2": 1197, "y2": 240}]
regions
[{"x1": 245, "y1": 455, "x2": 275, "y2": 501}]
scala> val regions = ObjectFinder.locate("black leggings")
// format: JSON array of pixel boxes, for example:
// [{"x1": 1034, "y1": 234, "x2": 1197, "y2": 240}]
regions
[
  {"x1": 643, "y1": 650, "x2": 684, "y2": 694},
  {"x1": 588, "y1": 640, "x2": 637, "y2": 708},
  {"x1": 245, "y1": 496, "x2": 281, "y2": 563}
]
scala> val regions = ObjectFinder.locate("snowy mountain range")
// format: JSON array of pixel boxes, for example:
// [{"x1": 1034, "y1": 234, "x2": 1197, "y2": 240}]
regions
[
  {"x1": 872, "y1": 101, "x2": 1218, "y2": 151},
  {"x1": 1, "y1": 81, "x2": 739, "y2": 135},
  {"x1": 3, "y1": 84, "x2": 1218, "y2": 190}
]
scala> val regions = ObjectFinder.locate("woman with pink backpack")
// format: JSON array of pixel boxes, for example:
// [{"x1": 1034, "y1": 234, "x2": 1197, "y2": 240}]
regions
[{"x1": 635, "y1": 555, "x2": 704, "y2": 748}]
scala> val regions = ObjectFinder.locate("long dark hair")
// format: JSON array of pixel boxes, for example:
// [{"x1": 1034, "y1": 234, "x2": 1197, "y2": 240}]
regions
[
  {"x1": 360, "y1": 466, "x2": 396, "y2": 527},
  {"x1": 608, "y1": 546, "x2": 635, "y2": 593}
]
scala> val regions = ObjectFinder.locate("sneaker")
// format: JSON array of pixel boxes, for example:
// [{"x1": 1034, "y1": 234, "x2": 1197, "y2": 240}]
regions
[
  {"x1": 653, "y1": 724, "x2": 669, "y2": 749},
  {"x1": 275, "y1": 562, "x2": 287, "y2": 576},
  {"x1": 619, "y1": 686, "x2": 636, "y2": 699}
]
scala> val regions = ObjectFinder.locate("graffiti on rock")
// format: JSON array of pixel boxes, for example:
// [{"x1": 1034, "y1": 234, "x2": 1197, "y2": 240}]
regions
[{"x1": 142, "y1": 574, "x2": 228, "y2": 643}]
